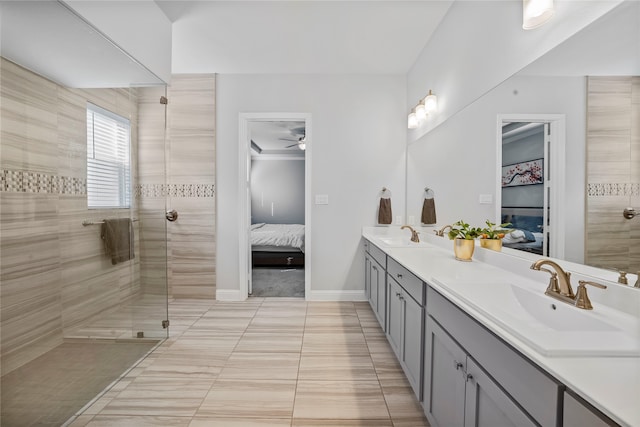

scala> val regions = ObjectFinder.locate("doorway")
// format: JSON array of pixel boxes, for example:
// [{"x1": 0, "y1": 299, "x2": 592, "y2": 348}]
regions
[
  {"x1": 238, "y1": 114, "x2": 312, "y2": 299},
  {"x1": 496, "y1": 114, "x2": 566, "y2": 259}
]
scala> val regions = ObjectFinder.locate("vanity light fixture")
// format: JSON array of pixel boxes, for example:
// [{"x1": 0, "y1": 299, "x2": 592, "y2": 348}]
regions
[
  {"x1": 523, "y1": 0, "x2": 554, "y2": 30},
  {"x1": 407, "y1": 90, "x2": 437, "y2": 129},
  {"x1": 408, "y1": 108, "x2": 418, "y2": 129},
  {"x1": 415, "y1": 100, "x2": 427, "y2": 122},
  {"x1": 424, "y1": 90, "x2": 438, "y2": 114}
]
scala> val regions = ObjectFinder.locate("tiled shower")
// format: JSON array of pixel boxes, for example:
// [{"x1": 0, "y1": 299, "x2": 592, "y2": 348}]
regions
[{"x1": 0, "y1": 57, "x2": 170, "y2": 425}]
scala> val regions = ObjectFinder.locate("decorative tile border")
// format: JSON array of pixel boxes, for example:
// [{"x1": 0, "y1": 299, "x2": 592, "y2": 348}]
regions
[
  {"x1": 588, "y1": 183, "x2": 640, "y2": 197},
  {"x1": 135, "y1": 183, "x2": 215, "y2": 198},
  {"x1": 0, "y1": 169, "x2": 86, "y2": 195}
]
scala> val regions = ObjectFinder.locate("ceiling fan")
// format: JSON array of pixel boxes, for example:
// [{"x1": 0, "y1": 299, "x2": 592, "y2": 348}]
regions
[{"x1": 284, "y1": 136, "x2": 306, "y2": 150}]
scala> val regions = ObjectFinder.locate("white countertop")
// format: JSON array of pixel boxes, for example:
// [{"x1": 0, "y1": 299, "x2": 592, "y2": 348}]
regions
[{"x1": 363, "y1": 226, "x2": 640, "y2": 427}]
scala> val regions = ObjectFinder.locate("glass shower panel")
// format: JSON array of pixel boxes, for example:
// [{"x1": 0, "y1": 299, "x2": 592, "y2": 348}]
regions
[{"x1": 0, "y1": 2, "x2": 169, "y2": 425}]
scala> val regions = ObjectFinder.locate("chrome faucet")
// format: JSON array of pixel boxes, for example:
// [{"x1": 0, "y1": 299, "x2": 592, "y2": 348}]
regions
[
  {"x1": 401, "y1": 225, "x2": 420, "y2": 243},
  {"x1": 434, "y1": 224, "x2": 452, "y2": 237},
  {"x1": 531, "y1": 258, "x2": 607, "y2": 310}
]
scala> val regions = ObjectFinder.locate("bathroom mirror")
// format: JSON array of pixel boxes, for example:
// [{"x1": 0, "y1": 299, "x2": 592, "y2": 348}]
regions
[{"x1": 407, "y1": 1, "x2": 639, "y2": 274}]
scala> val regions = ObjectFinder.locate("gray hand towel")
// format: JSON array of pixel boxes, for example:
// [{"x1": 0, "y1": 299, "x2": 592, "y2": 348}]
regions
[
  {"x1": 421, "y1": 198, "x2": 437, "y2": 225},
  {"x1": 378, "y1": 198, "x2": 392, "y2": 224},
  {"x1": 101, "y1": 218, "x2": 134, "y2": 265}
]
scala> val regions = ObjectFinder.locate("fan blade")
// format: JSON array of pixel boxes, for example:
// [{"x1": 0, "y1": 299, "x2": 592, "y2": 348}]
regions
[
  {"x1": 285, "y1": 143, "x2": 299, "y2": 148},
  {"x1": 279, "y1": 137, "x2": 297, "y2": 142}
]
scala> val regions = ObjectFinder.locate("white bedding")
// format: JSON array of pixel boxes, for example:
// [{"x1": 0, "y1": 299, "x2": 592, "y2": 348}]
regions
[{"x1": 251, "y1": 223, "x2": 305, "y2": 253}]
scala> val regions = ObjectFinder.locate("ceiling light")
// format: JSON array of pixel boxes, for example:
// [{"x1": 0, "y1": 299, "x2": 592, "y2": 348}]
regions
[
  {"x1": 408, "y1": 109, "x2": 418, "y2": 129},
  {"x1": 298, "y1": 136, "x2": 306, "y2": 150},
  {"x1": 523, "y1": 0, "x2": 554, "y2": 30},
  {"x1": 424, "y1": 90, "x2": 438, "y2": 114}
]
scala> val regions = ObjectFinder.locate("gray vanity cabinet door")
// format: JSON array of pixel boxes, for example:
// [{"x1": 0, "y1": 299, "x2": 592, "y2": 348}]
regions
[
  {"x1": 386, "y1": 277, "x2": 403, "y2": 358},
  {"x1": 464, "y1": 358, "x2": 536, "y2": 427},
  {"x1": 424, "y1": 317, "x2": 467, "y2": 427},
  {"x1": 402, "y1": 292, "x2": 423, "y2": 400},
  {"x1": 375, "y1": 265, "x2": 386, "y2": 331},
  {"x1": 367, "y1": 257, "x2": 385, "y2": 330},
  {"x1": 563, "y1": 392, "x2": 616, "y2": 427},
  {"x1": 364, "y1": 255, "x2": 371, "y2": 301}
]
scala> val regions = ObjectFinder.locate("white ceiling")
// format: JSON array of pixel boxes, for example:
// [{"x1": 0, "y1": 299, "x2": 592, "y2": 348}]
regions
[
  {"x1": 250, "y1": 121, "x2": 306, "y2": 158},
  {"x1": 156, "y1": 1, "x2": 454, "y2": 74}
]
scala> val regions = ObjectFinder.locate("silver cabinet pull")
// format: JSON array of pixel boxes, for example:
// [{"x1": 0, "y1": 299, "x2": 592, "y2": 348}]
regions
[
  {"x1": 397, "y1": 273, "x2": 403, "y2": 279},
  {"x1": 466, "y1": 373, "x2": 474, "y2": 382},
  {"x1": 166, "y1": 210, "x2": 178, "y2": 222},
  {"x1": 454, "y1": 361, "x2": 463, "y2": 370},
  {"x1": 623, "y1": 207, "x2": 637, "y2": 219}
]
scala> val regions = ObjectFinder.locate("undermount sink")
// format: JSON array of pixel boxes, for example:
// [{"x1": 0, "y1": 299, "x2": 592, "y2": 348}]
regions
[
  {"x1": 376, "y1": 236, "x2": 429, "y2": 247},
  {"x1": 434, "y1": 279, "x2": 640, "y2": 357}
]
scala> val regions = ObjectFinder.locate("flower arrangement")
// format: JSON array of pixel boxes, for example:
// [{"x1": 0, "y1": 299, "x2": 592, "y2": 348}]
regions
[
  {"x1": 479, "y1": 220, "x2": 512, "y2": 240},
  {"x1": 447, "y1": 220, "x2": 482, "y2": 240}
]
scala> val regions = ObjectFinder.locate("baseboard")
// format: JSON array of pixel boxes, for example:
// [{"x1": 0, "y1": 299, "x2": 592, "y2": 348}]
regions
[
  {"x1": 215, "y1": 289, "x2": 246, "y2": 301},
  {"x1": 305, "y1": 290, "x2": 367, "y2": 301}
]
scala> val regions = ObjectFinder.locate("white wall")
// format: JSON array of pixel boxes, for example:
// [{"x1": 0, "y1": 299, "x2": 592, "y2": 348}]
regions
[
  {"x1": 251, "y1": 159, "x2": 305, "y2": 224},
  {"x1": 407, "y1": 75, "x2": 586, "y2": 263},
  {"x1": 217, "y1": 74, "x2": 406, "y2": 298},
  {"x1": 406, "y1": 0, "x2": 621, "y2": 143}
]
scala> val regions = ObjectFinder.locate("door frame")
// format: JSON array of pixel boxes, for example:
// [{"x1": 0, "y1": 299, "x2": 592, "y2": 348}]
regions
[
  {"x1": 495, "y1": 114, "x2": 566, "y2": 260},
  {"x1": 238, "y1": 112, "x2": 312, "y2": 299}
]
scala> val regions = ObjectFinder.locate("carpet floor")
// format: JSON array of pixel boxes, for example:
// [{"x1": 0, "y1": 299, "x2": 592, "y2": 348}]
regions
[{"x1": 251, "y1": 267, "x2": 305, "y2": 297}]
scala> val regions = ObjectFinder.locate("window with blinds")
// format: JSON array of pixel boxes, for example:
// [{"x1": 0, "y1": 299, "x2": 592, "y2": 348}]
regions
[{"x1": 86, "y1": 103, "x2": 131, "y2": 209}]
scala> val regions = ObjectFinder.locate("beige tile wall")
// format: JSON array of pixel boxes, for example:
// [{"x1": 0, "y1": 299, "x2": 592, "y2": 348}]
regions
[
  {"x1": 166, "y1": 75, "x2": 217, "y2": 299},
  {"x1": 586, "y1": 76, "x2": 640, "y2": 271},
  {"x1": 136, "y1": 75, "x2": 216, "y2": 300}
]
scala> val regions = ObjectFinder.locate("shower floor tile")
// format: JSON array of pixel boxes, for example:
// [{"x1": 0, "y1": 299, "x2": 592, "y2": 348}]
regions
[{"x1": 1, "y1": 340, "x2": 157, "y2": 427}]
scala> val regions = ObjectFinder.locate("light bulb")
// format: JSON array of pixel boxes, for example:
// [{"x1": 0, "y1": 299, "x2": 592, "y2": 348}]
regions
[
  {"x1": 408, "y1": 111, "x2": 418, "y2": 129},
  {"x1": 523, "y1": 0, "x2": 554, "y2": 30},
  {"x1": 415, "y1": 102, "x2": 427, "y2": 122},
  {"x1": 424, "y1": 90, "x2": 437, "y2": 114},
  {"x1": 298, "y1": 142, "x2": 306, "y2": 150}
]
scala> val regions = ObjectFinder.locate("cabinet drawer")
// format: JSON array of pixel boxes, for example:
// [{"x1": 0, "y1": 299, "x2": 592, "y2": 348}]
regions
[
  {"x1": 427, "y1": 287, "x2": 562, "y2": 427},
  {"x1": 388, "y1": 257, "x2": 424, "y2": 305},
  {"x1": 365, "y1": 240, "x2": 387, "y2": 270}
]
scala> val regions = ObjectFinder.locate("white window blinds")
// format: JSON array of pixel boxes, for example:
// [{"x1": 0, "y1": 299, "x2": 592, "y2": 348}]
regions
[{"x1": 86, "y1": 103, "x2": 131, "y2": 209}]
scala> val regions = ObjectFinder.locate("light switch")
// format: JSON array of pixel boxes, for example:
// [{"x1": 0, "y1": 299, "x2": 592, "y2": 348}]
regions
[
  {"x1": 479, "y1": 194, "x2": 493, "y2": 204},
  {"x1": 315, "y1": 194, "x2": 329, "y2": 205}
]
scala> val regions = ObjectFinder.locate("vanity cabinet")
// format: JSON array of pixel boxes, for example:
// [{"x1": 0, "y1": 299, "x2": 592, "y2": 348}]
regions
[
  {"x1": 424, "y1": 287, "x2": 562, "y2": 427},
  {"x1": 386, "y1": 267, "x2": 424, "y2": 400},
  {"x1": 563, "y1": 391, "x2": 618, "y2": 427},
  {"x1": 425, "y1": 319, "x2": 536, "y2": 427},
  {"x1": 364, "y1": 240, "x2": 386, "y2": 330}
]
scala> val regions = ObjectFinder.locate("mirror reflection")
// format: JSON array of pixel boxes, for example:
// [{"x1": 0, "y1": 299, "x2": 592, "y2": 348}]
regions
[{"x1": 407, "y1": 1, "x2": 639, "y2": 275}]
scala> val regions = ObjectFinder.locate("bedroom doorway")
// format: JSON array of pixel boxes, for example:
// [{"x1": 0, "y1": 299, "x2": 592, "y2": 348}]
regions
[
  {"x1": 238, "y1": 114, "x2": 312, "y2": 299},
  {"x1": 496, "y1": 114, "x2": 565, "y2": 260}
]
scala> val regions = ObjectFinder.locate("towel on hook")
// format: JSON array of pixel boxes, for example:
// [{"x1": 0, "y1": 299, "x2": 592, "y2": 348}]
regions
[
  {"x1": 421, "y1": 197, "x2": 437, "y2": 225},
  {"x1": 378, "y1": 197, "x2": 392, "y2": 224},
  {"x1": 101, "y1": 218, "x2": 134, "y2": 265}
]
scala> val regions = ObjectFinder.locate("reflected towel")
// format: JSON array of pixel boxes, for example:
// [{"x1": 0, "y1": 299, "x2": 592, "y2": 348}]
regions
[
  {"x1": 101, "y1": 218, "x2": 134, "y2": 265},
  {"x1": 421, "y1": 198, "x2": 437, "y2": 224},
  {"x1": 378, "y1": 198, "x2": 392, "y2": 224}
]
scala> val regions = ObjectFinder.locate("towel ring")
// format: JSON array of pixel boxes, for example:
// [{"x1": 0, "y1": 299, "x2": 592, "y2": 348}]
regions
[
  {"x1": 381, "y1": 187, "x2": 392, "y2": 198},
  {"x1": 424, "y1": 187, "x2": 435, "y2": 198}
]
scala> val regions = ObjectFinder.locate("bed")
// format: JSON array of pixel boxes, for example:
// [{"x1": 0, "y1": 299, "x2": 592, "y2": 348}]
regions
[
  {"x1": 251, "y1": 223, "x2": 305, "y2": 267},
  {"x1": 501, "y1": 208, "x2": 545, "y2": 255}
]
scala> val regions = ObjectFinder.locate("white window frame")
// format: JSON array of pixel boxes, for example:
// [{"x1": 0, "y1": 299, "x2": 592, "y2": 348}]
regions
[{"x1": 86, "y1": 103, "x2": 131, "y2": 209}]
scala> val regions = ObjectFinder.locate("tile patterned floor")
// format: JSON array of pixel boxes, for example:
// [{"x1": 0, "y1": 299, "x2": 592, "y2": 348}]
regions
[{"x1": 66, "y1": 298, "x2": 429, "y2": 427}]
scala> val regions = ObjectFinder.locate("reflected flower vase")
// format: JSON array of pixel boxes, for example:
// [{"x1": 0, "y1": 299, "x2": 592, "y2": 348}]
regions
[{"x1": 453, "y1": 238, "x2": 475, "y2": 261}]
